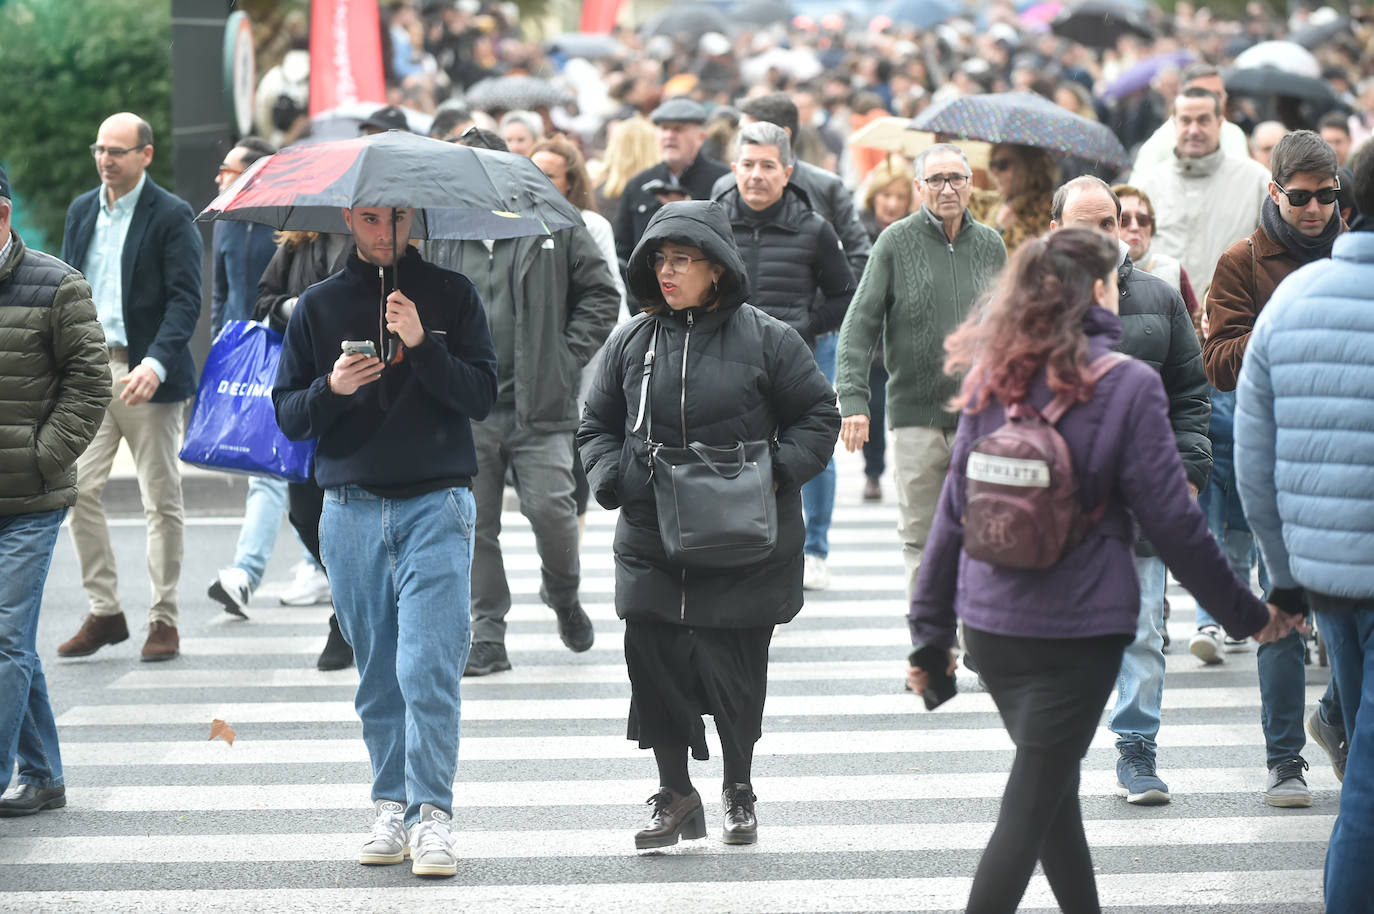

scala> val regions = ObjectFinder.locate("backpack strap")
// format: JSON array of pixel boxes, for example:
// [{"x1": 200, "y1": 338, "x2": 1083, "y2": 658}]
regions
[{"x1": 1040, "y1": 352, "x2": 1130, "y2": 425}]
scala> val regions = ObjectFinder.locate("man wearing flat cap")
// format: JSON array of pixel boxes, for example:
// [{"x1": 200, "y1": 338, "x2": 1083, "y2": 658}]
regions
[
  {"x1": 613, "y1": 97, "x2": 730, "y2": 284},
  {"x1": 360, "y1": 105, "x2": 410, "y2": 135}
]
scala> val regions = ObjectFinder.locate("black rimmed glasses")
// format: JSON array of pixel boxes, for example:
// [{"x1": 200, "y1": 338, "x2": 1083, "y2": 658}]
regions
[
  {"x1": 922, "y1": 173, "x2": 969, "y2": 190},
  {"x1": 89, "y1": 143, "x2": 148, "y2": 158},
  {"x1": 650, "y1": 252, "x2": 710, "y2": 273},
  {"x1": 1273, "y1": 181, "x2": 1340, "y2": 207}
]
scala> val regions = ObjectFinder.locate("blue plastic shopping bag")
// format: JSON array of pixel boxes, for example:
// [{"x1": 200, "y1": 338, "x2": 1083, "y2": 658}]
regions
[{"x1": 179, "y1": 320, "x2": 315, "y2": 482}]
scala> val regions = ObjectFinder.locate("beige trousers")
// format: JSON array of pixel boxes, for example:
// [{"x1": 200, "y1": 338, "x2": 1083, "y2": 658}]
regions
[
  {"x1": 892, "y1": 425, "x2": 958, "y2": 602},
  {"x1": 69, "y1": 358, "x2": 187, "y2": 626}
]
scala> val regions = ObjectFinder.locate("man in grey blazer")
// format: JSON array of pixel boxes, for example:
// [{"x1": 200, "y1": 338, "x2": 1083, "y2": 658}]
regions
[{"x1": 57, "y1": 112, "x2": 203, "y2": 662}]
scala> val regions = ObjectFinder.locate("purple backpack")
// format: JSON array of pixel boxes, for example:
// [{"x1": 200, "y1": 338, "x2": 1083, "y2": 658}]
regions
[{"x1": 962, "y1": 353, "x2": 1127, "y2": 569}]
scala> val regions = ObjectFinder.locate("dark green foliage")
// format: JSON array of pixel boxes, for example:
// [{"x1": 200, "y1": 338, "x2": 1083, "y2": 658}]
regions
[{"x1": 0, "y1": 0, "x2": 173, "y2": 248}]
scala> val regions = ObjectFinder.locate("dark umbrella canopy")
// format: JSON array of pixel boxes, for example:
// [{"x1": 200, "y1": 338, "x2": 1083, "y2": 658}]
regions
[
  {"x1": 912, "y1": 91, "x2": 1130, "y2": 170},
  {"x1": 464, "y1": 75, "x2": 573, "y2": 114},
  {"x1": 1050, "y1": 0, "x2": 1154, "y2": 48},
  {"x1": 197, "y1": 130, "x2": 582, "y2": 240},
  {"x1": 1224, "y1": 67, "x2": 1344, "y2": 106},
  {"x1": 545, "y1": 32, "x2": 628, "y2": 59},
  {"x1": 734, "y1": 0, "x2": 794, "y2": 24},
  {"x1": 1290, "y1": 17, "x2": 1351, "y2": 50},
  {"x1": 642, "y1": 4, "x2": 734, "y2": 39}
]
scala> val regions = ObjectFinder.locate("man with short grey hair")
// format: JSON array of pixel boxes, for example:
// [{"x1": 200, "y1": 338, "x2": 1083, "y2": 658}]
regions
[
  {"x1": 836, "y1": 143, "x2": 1006, "y2": 600},
  {"x1": 1250, "y1": 121, "x2": 1290, "y2": 171},
  {"x1": 717, "y1": 120, "x2": 856, "y2": 589},
  {"x1": 1203, "y1": 130, "x2": 1347, "y2": 807}
]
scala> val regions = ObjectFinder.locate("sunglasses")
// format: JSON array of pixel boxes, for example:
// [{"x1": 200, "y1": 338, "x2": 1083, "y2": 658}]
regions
[
  {"x1": 988, "y1": 157, "x2": 1014, "y2": 172},
  {"x1": 1274, "y1": 181, "x2": 1340, "y2": 207},
  {"x1": 1119, "y1": 212, "x2": 1153, "y2": 229}
]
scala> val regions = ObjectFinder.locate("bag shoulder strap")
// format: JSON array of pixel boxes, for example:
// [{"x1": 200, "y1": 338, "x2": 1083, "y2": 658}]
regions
[
  {"x1": 1041, "y1": 352, "x2": 1130, "y2": 425},
  {"x1": 631, "y1": 321, "x2": 660, "y2": 441}
]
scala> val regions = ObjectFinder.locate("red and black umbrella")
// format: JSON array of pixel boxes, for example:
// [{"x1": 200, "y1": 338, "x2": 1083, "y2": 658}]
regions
[{"x1": 197, "y1": 129, "x2": 582, "y2": 241}]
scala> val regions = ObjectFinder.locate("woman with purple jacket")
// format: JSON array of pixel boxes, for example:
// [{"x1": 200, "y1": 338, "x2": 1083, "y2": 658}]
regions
[{"x1": 907, "y1": 229, "x2": 1299, "y2": 914}]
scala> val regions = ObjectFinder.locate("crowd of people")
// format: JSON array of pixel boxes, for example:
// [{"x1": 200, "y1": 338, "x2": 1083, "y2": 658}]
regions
[{"x1": 0, "y1": 2, "x2": 1372, "y2": 912}]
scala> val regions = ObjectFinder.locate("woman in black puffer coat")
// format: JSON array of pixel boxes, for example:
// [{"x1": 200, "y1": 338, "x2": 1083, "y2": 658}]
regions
[{"x1": 578, "y1": 200, "x2": 839, "y2": 850}]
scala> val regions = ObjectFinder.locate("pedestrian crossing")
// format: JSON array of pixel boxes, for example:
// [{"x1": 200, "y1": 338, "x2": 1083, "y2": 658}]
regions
[{"x1": 3, "y1": 454, "x2": 1335, "y2": 912}]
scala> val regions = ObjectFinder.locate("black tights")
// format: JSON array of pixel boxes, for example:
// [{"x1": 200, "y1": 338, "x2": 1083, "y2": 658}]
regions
[
  {"x1": 966, "y1": 749, "x2": 1099, "y2": 914},
  {"x1": 652, "y1": 734, "x2": 755, "y2": 797}
]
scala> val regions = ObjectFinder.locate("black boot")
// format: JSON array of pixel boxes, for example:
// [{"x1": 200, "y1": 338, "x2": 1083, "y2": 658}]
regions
[
  {"x1": 317, "y1": 614, "x2": 354, "y2": 671},
  {"x1": 721, "y1": 783, "x2": 757, "y2": 845}
]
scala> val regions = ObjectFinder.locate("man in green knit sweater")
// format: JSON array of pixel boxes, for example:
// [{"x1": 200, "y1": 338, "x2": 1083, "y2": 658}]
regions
[{"x1": 836, "y1": 144, "x2": 1007, "y2": 600}]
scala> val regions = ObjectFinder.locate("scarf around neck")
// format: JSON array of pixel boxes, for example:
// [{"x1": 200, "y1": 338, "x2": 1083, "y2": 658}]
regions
[{"x1": 1260, "y1": 197, "x2": 1341, "y2": 264}]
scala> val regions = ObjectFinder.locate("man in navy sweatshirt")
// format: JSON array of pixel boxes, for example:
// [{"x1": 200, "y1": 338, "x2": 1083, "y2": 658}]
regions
[{"x1": 273, "y1": 206, "x2": 497, "y2": 879}]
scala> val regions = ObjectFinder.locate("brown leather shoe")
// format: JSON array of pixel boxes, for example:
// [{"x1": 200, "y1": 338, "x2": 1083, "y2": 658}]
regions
[
  {"x1": 57, "y1": 612, "x2": 130, "y2": 657},
  {"x1": 721, "y1": 783, "x2": 758, "y2": 845},
  {"x1": 140, "y1": 621, "x2": 179, "y2": 662},
  {"x1": 634, "y1": 787, "x2": 705, "y2": 850}
]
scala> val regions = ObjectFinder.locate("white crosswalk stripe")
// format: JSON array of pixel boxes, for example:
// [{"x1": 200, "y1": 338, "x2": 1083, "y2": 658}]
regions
[{"x1": 7, "y1": 457, "x2": 1334, "y2": 912}]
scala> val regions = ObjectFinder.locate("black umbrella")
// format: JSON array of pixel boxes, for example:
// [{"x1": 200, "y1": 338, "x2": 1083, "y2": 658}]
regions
[
  {"x1": 1050, "y1": 0, "x2": 1154, "y2": 48},
  {"x1": 465, "y1": 75, "x2": 572, "y2": 114},
  {"x1": 1224, "y1": 66, "x2": 1343, "y2": 107},
  {"x1": 642, "y1": 4, "x2": 733, "y2": 40},
  {"x1": 545, "y1": 32, "x2": 628, "y2": 59},
  {"x1": 911, "y1": 91, "x2": 1130, "y2": 170},
  {"x1": 1289, "y1": 17, "x2": 1351, "y2": 50},
  {"x1": 734, "y1": 0, "x2": 795, "y2": 25}
]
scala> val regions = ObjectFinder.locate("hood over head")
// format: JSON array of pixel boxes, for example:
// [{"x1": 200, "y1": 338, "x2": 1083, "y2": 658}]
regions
[{"x1": 627, "y1": 200, "x2": 750, "y2": 313}]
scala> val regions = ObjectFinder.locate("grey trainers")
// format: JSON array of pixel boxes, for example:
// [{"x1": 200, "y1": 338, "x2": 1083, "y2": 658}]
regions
[
  {"x1": 1265, "y1": 758, "x2": 1313, "y2": 808},
  {"x1": 359, "y1": 799, "x2": 408, "y2": 865},
  {"x1": 1306, "y1": 708, "x2": 1347, "y2": 782},
  {"x1": 409, "y1": 803, "x2": 458, "y2": 877},
  {"x1": 1116, "y1": 749, "x2": 1171, "y2": 805},
  {"x1": 464, "y1": 641, "x2": 511, "y2": 677}
]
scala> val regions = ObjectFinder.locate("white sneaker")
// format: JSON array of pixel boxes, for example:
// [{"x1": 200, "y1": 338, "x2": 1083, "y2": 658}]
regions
[
  {"x1": 1223, "y1": 635, "x2": 1250, "y2": 652},
  {"x1": 803, "y1": 554, "x2": 830, "y2": 591},
  {"x1": 278, "y1": 561, "x2": 331, "y2": 606},
  {"x1": 1188, "y1": 626, "x2": 1223, "y2": 665},
  {"x1": 359, "y1": 799, "x2": 408, "y2": 865},
  {"x1": 409, "y1": 803, "x2": 458, "y2": 877},
  {"x1": 207, "y1": 567, "x2": 252, "y2": 618}
]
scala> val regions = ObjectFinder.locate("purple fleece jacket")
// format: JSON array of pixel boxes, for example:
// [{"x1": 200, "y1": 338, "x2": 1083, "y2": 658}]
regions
[{"x1": 909, "y1": 307, "x2": 1269, "y2": 649}]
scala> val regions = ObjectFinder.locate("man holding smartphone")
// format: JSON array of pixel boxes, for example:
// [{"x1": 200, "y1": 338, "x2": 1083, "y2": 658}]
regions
[{"x1": 273, "y1": 205, "x2": 497, "y2": 879}]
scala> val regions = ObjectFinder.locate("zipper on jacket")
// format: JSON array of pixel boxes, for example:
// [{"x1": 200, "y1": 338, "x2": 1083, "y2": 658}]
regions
[
  {"x1": 947, "y1": 240, "x2": 960, "y2": 315},
  {"x1": 679, "y1": 309, "x2": 694, "y2": 622},
  {"x1": 681, "y1": 568, "x2": 688, "y2": 621}
]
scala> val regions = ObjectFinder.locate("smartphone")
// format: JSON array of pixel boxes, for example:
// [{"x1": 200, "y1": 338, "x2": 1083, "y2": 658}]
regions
[
  {"x1": 341, "y1": 339, "x2": 378, "y2": 359},
  {"x1": 909, "y1": 645, "x2": 958, "y2": 711}
]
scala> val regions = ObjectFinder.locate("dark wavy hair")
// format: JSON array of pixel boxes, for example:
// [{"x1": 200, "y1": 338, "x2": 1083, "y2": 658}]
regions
[{"x1": 944, "y1": 227, "x2": 1118, "y2": 414}]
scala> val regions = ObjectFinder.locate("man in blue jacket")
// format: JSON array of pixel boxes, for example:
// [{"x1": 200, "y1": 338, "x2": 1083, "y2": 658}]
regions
[
  {"x1": 1235, "y1": 144, "x2": 1374, "y2": 914},
  {"x1": 57, "y1": 112, "x2": 203, "y2": 663},
  {"x1": 273, "y1": 205, "x2": 497, "y2": 879}
]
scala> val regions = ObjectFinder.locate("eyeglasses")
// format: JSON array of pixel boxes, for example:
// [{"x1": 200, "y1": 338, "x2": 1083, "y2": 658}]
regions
[
  {"x1": 650, "y1": 252, "x2": 709, "y2": 273},
  {"x1": 922, "y1": 173, "x2": 969, "y2": 190},
  {"x1": 1273, "y1": 181, "x2": 1340, "y2": 207},
  {"x1": 1119, "y1": 212, "x2": 1153, "y2": 229},
  {"x1": 988, "y1": 158, "x2": 1014, "y2": 172},
  {"x1": 89, "y1": 143, "x2": 148, "y2": 158}
]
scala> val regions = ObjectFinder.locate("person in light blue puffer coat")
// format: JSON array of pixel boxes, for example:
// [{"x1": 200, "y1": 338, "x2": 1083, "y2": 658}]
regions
[{"x1": 1234, "y1": 160, "x2": 1374, "y2": 914}]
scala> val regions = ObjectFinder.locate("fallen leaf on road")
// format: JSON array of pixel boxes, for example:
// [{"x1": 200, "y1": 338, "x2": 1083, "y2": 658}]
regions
[{"x1": 209, "y1": 719, "x2": 236, "y2": 746}]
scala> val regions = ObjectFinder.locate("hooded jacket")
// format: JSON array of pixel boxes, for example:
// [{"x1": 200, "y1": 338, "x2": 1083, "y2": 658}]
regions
[
  {"x1": 715, "y1": 183, "x2": 856, "y2": 347},
  {"x1": 0, "y1": 232, "x2": 111, "y2": 515},
  {"x1": 578, "y1": 201, "x2": 840, "y2": 628},
  {"x1": 910, "y1": 307, "x2": 1269, "y2": 650}
]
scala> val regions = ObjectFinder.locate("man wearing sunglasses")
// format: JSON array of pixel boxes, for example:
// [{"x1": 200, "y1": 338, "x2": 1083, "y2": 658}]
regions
[{"x1": 1202, "y1": 130, "x2": 1347, "y2": 809}]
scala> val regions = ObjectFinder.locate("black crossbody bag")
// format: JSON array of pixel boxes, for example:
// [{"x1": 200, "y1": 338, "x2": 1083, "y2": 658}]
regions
[{"x1": 632, "y1": 320, "x2": 778, "y2": 569}]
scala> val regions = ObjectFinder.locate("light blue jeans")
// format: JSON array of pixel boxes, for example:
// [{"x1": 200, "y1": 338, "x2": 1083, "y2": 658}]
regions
[
  {"x1": 802, "y1": 332, "x2": 837, "y2": 559},
  {"x1": 320, "y1": 485, "x2": 475, "y2": 824},
  {"x1": 1109, "y1": 554, "x2": 1167, "y2": 757},
  {"x1": 1194, "y1": 473, "x2": 1258, "y2": 630},
  {"x1": 231, "y1": 476, "x2": 289, "y2": 589},
  {"x1": 1310, "y1": 598, "x2": 1374, "y2": 912},
  {"x1": 0, "y1": 508, "x2": 67, "y2": 792}
]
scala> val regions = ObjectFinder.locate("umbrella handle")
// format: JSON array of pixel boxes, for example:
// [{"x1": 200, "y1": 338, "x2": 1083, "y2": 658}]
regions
[{"x1": 383, "y1": 212, "x2": 401, "y2": 363}]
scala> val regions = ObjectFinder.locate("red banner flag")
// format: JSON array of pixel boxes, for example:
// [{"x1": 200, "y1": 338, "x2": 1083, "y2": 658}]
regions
[
  {"x1": 578, "y1": 0, "x2": 623, "y2": 34},
  {"x1": 309, "y1": 0, "x2": 387, "y2": 117}
]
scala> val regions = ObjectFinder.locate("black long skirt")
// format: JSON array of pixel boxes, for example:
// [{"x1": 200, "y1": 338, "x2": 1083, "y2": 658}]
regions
[{"x1": 624, "y1": 620, "x2": 774, "y2": 761}]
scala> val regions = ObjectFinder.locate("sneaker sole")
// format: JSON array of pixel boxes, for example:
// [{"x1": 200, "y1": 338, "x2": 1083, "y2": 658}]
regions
[
  {"x1": 207, "y1": 581, "x2": 248, "y2": 619},
  {"x1": 1265, "y1": 792, "x2": 1313, "y2": 808},
  {"x1": 1115, "y1": 782, "x2": 1171, "y2": 805},
  {"x1": 359, "y1": 848, "x2": 408, "y2": 865},
  {"x1": 463, "y1": 660, "x2": 512, "y2": 677},
  {"x1": 279, "y1": 595, "x2": 331, "y2": 606},
  {"x1": 411, "y1": 859, "x2": 458, "y2": 877},
  {"x1": 1188, "y1": 638, "x2": 1222, "y2": 665},
  {"x1": 1223, "y1": 639, "x2": 1249, "y2": 653}
]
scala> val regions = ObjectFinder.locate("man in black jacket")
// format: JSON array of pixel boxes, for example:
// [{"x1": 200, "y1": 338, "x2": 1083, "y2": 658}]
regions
[
  {"x1": 719, "y1": 122, "x2": 855, "y2": 592},
  {"x1": 57, "y1": 112, "x2": 203, "y2": 663},
  {"x1": 613, "y1": 98, "x2": 731, "y2": 279},
  {"x1": 274, "y1": 205, "x2": 497, "y2": 878},
  {"x1": 1051, "y1": 176, "x2": 1212, "y2": 807},
  {"x1": 0, "y1": 167, "x2": 110, "y2": 817}
]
